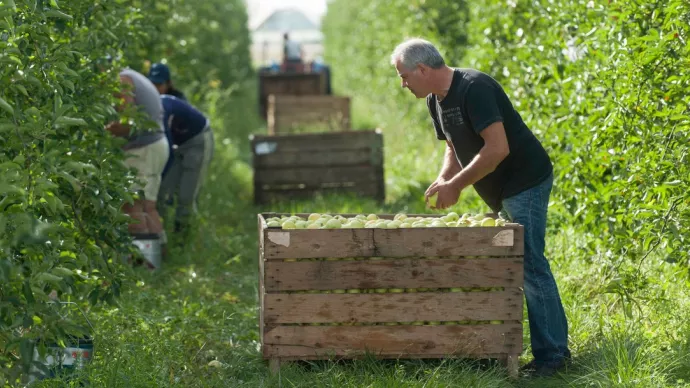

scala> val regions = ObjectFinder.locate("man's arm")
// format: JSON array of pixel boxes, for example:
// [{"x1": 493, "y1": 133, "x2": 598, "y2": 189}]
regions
[
  {"x1": 438, "y1": 141, "x2": 462, "y2": 180},
  {"x1": 105, "y1": 74, "x2": 135, "y2": 137},
  {"x1": 448, "y1": 121, "x2": 510, "y2": 190}
]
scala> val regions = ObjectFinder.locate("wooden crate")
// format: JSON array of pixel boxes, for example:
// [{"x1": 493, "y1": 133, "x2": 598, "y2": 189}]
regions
[
  {"x1": 259, "y1": 73, "x2": 327, "y2": 119},
  {"x1": 257, "y1": 213, "x2": 525, "y2": 378},
  {"x1": 250, "y1": 130, "x2": 385, "y2": 204},
  {"x1": 267, "y1": 95, "x2": 351, "y2": 135}
]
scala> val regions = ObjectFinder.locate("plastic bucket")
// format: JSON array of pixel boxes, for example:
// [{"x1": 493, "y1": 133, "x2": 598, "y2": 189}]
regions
[
  {"x1": 27, "y1": 302, "x2": 94, "y2": 385},
  {"x1": 131, "y1": 233, "x2": 162, "y2": 270}
]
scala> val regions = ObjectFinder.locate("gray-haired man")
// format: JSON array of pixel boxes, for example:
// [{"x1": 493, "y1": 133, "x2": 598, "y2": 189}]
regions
[{"x1": 390, "y1": 38, "x2": 571, "y2": 377}]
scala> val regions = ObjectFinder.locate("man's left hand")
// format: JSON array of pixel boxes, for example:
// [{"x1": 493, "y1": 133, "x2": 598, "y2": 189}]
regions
[{"x1": 427, "y1": 180, "x2": 464, "y2": 210}]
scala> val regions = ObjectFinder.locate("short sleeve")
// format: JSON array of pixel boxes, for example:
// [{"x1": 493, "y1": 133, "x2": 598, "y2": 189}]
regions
[
  {"x1": 464, "y1": 80, "x2": 503, "y2": 134},
  {"x1": 426, "y1": 95, "x2": 447, "y2": 140}
]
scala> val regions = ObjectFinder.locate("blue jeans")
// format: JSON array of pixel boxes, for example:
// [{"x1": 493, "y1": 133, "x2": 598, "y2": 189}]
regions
[{"x1": 499, "y1": 173, "x2": 571, "y2": 366}]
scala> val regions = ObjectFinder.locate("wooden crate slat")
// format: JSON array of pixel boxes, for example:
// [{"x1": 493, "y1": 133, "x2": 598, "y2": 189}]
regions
[
  {"x1": 263, "y1": 324, "x2": 522, "y2": 358},
  {"x1": 254, "y1": 148, "x2": 376, "y2": 168},
  {"x1": 264, "y1": 258, "x2": 523, "y2": 291},
  {"x1": 266, "y1": 353, "x2": 515, "y2": 361},
  {"x1": 255, "y1": 165, "x2": 378, "y2": 186},
  {"x1": 269, "y1": 95, "x2": 351, "y2": 135},
  {"x1": 259, "y1": 73, "x2": 326, "y2": 119},
  {"x1": 264, "y1": 288, "x2": 523, "y2": 323},
  {"x1": 251, "y1": 130, "x2": 381, "y2": 153},
  {"x1": 262, "y1": 227, "x2": 524, "y2": 259}
]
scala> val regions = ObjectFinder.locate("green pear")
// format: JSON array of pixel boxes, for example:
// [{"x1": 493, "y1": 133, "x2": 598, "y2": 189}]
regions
[
  {"x1": 325, "y1": 219, "x2": 342, "y2": 229},
  {"x1": 281, "y1": 220, "x2": 296, "y2": 229},
  {"x1": 267, "y1": 221, "x2": 281, "y2": 227},
  {"x1": 480, "y1": 217, "x2": 495, "y2": 227}
]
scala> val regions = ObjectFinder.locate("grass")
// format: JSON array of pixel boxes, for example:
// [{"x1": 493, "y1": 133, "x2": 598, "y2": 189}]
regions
[{"x1": 30, "y1": 84, "x2": 690, "y2": 388}]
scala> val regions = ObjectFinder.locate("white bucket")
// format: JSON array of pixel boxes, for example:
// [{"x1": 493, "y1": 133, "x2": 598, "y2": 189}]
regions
[{"x1": 131, "y1": 233, "x2": 162, "y2": 270}]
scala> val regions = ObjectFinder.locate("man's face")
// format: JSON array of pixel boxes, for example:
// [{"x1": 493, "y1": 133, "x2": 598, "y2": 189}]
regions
[{"x1": 395, "y1": 60, "x2": 429, "y2": 98}]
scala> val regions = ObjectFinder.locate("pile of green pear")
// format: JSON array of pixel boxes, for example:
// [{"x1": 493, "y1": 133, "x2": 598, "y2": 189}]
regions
[{"x1": 265, "y1": 212, "x2": 509, "y2": 230}]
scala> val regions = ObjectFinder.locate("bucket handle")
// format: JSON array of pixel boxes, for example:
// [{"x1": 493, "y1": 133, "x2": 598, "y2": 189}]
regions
[{"x1": 47, "y1": 301, "x2": 94, "y2": 332}]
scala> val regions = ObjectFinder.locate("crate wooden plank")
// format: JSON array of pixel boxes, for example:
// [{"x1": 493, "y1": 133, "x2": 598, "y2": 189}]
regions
[
  {"x1": 259, "y1": 73, "x2": 327, "y2": 119},
  {"x1": 263, "y1": 288, "x2": 522, "y2": 324},
  {"x1": 258, "y1": 215, "x2": 266, "y2": 346},
  {"x1": 264, "y1": 258, "x2": 523, "y2": 291},
  {"x1": 268, "y1": 95, "x2": 351, "y2": 135},
  {"x1": 265, "y1": 353, "x2": 514, "y2": 361},
  {"x1": 255, "y1": 165, "x2": 378, "y2": 186},
  {"x1": 262, "y1": 227, "x2": 524, "y2": 259},
  {"x1": 263, "y1": 324, "x2": 522, "y2": 358},
  {"x1": 251, "y1": 130, "x2": 381, "y2": 153},
  {"x1": 254, "y1": 148, "x2": 376, "y2": 168}
]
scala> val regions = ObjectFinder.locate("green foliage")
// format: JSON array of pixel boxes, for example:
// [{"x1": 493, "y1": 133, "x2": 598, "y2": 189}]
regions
[
  {"x1": 0, "y1": 0, "x2": 254, "y2": 384},
  {"x1": 462, "y1": 0, "x2": 690, "y2": 300},
  {"x1": 323, "y1": 0, "x2": 690, "y2": 300},
  {"x1": 0, "y1": 0, "x2": 155, "y2": 383},
  {"x1": 125, "y1": 0, "x2": 254, "y2": 104}
]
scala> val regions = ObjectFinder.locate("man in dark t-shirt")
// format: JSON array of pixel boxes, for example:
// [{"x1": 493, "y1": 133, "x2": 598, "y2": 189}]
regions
[{"x1": 390, "y1": 38, "x2": 571, "y2": 377}]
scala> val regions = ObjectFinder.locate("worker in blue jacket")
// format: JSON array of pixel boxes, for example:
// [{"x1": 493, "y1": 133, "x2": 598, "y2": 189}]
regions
[{"x1": 157, "y1": 95, "x2": 214, "y2": 234}]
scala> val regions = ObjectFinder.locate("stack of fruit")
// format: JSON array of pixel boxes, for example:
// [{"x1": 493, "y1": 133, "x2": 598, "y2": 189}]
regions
[{"x1": 265, "y1": 212, "x2": 509, "y2": 229}]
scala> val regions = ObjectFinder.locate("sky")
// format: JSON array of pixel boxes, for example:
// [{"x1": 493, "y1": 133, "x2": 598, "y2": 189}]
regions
[{"x1": 245, "y1": 0, "x2": 328, "y2": 29}]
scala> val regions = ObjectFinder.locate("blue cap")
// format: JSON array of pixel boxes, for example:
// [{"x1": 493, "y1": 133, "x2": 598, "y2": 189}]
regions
[{"x1": 148, "y1": 63, "x2": 170, "y2": 84}]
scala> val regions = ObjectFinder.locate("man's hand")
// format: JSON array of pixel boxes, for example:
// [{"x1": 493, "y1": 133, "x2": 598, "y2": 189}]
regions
[
  {"x1": 425, "y1": 179, "x2": 464, "y2": 210},
  {"x1": 425, "y1": 176, "x2": 446, "y2": 199}
]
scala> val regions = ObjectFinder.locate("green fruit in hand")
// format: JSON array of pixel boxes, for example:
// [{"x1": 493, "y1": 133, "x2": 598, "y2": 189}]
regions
[{"x1": 427, "y1": 192, "x2": 438, "y2": 208}]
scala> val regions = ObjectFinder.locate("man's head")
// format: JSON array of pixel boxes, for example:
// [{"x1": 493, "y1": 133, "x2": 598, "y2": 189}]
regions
[
  {"x1": 148, "y1": 63, "x2": 171, "y2": 93},
  {"x1": 283, "y1": 32, "x2": 290, "y2": 41},
  {"x1": 390, "y1": 38, "x2": 447, "y2": 98}
]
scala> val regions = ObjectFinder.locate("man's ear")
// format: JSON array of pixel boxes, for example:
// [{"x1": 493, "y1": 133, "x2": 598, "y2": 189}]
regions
[{"x1": 418, "y1": 64, "x2": 428, "y2": 75}]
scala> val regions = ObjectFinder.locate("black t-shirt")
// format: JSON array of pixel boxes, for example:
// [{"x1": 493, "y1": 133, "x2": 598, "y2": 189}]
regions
[{"x1": 427, "y1": 68, "x2": 553, "y2": 212}]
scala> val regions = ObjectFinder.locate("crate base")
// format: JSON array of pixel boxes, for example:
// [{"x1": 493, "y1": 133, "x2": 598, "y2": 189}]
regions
[{"x1": 267, "y1": 353, "x2": 520, "y2": 379}]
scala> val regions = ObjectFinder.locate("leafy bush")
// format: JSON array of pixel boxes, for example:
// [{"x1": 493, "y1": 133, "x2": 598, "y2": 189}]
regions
[
  {"x1": 463, "y1": 0, "x2": 690, "y2": 300},
  {"x1": 323, "y1": 0, "x2": 690, "y2": 299},
  {"x1": 0, "y1": 0, "x2": 254, "y2": 384}
]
